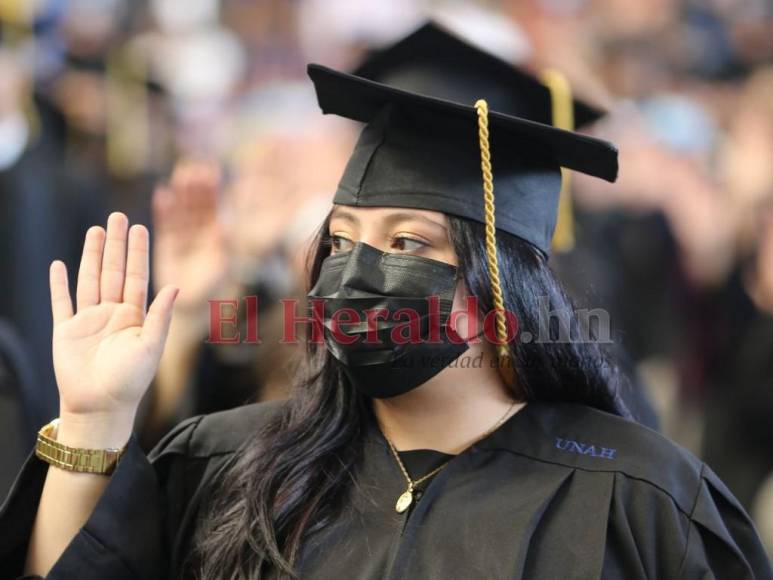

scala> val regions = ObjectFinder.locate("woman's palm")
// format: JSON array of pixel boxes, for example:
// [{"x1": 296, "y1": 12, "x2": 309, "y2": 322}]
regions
[{"x1": 50, "y1": 213, "x2": 178, "y2": 417}]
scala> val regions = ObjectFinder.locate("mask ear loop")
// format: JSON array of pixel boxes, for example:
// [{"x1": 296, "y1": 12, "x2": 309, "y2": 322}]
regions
[{"x1": 474, "y1": 99, "x2": 516, "y2": 388}]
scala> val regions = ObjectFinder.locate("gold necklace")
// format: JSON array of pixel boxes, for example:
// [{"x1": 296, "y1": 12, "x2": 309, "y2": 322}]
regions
[{"x1": 381, "y1": 400, "x2": 520, "y2": 514}]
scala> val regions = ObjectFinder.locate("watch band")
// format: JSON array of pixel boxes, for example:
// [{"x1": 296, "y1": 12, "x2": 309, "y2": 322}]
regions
[{"x1": 35, "y1": 418, "x2": 125, "y2": 475}]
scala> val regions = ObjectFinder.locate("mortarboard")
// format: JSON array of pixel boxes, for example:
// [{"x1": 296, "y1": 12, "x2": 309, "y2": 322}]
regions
[
  {"x1": 352, "y1": 21, "x2": 604, "y2": 129},
  {"x1": 307, "y1": 63, "x2": 618, "y2": 256}
]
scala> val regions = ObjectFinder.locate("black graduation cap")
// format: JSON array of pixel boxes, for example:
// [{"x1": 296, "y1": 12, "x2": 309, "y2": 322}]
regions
[
  {"x1": 308, "y1": 63, "x2": 618, "y2": 256},
  {"x1": 353, "y1": 21, "x2": 604, "y2": 129}
]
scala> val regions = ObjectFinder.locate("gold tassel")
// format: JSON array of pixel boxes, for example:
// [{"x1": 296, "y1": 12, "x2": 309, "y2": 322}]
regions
[
  {"x1": 474, "y1": 99, "x2": 515, "y2": 387},
  {"x1": 541, "y1": 68, "x2": 575, "y2": 253}
]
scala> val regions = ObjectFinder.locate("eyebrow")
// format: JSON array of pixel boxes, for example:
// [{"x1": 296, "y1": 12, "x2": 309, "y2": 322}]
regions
[
  {"x1": 329, "y1": 208, "x2": 359, "y2": 225},
  {"x1": 382, "y1": 211, "x2": 448, "y2": 231},
  {"x1": 329, "y1": 208, "x2": 448, "y2": 231}
]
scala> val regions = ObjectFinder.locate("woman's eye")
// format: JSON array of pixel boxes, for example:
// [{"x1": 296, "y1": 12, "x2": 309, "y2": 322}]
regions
[
  {"x1": 391, "y1": 236, "x2": 428, "y2": 253},
  {"x1": 331, "y1": 235, "x2": 354, "y2": 253}
]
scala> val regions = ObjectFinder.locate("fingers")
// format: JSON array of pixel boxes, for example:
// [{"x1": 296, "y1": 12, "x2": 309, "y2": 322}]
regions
[
  {"x1": 76, "y1": 213, "x2": 151, "y2": 312},
  {"x1": 123, "y1": 224, "x2": 150, "y2": 312},
  {"x1": 141, "y1": 285, "x2": 179, "y2": 350},
  {"x1": 76, "y1": 226, "x2": 105, "y2": 310},
  {"x1": 178, "y1": 159, "x2": 220, "y2": 214},
  {"x1": 197, "y1": 161, "x2": 221, "y2": 212},
  {"x1": 170, "y1": 159, "x2": 221, "y2": 231},
  {"x1": 100, "y1": 212, "x2": 129, "y2": 303},
  {"x1": 50, "y1": 261, "x2": 73, "y2": 326}
]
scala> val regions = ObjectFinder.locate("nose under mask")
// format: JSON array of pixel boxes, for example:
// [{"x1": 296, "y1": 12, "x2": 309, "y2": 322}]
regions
[{"x1": 307, "y1": 242, "x2": 470, "y2": 398}]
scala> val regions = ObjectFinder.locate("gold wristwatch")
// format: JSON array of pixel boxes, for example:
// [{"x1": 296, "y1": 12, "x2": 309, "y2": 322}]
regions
[{"x1": 35, "y1": 418, "x2": 125, "y2": 475}]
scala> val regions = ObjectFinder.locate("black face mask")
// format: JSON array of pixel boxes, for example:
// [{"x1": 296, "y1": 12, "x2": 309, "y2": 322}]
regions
[{"x1": 307, "y1": 242, "x2": 469, "y2": 398}]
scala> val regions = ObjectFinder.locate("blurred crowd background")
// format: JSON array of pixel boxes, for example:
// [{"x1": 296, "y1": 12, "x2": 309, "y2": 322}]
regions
[{"x1": 1, "y1": 0, "x2": 772, "y2": 554}]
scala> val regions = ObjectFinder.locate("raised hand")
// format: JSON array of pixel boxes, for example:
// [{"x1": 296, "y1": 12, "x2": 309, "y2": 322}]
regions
[
  {"x1": 50, "y1": 212, "x2": 178, "y2": 445},
  {"x1": 152, "y1": 159, "x2": 229, "y2": 314}
]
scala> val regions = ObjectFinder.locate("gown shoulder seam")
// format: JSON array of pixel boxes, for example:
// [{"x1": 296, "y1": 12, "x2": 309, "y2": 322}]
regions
[
  {"x1": 687, "y1": 461, "x2": 707, "y2": 519},
  {"x1": 150, "y1": 414, "x2": 206, "y2": 461},
  {"x1": 677, "y1": 462, "x2": 708, "y2": 573}
]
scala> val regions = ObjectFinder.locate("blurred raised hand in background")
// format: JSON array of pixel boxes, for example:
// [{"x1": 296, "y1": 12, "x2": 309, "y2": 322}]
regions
[
  {"x1": 152, "y1": 160, "x2": 229, "y2": 328},
  {"x1": 143, "y1": 113, "x2": 353, "y2": 444},
  {"x1": 147, "y1": 159, "x2": 233, "y2": 440}
]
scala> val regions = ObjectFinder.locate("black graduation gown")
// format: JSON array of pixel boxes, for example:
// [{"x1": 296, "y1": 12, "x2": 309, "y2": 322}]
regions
[{"x1": 1, "y1": 400, "x2": 770, "y2": 580}]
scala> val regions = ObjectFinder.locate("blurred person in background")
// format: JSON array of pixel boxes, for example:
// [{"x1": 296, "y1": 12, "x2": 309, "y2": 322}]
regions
[
  {"x1": 142, "y1": 0, "x2": 246, "y2": 157},
  {"x1": 0, "y1": 2, "x2": 112, "y2": 436},
  {"x1": 699, "y1": 67, "x2": 773, "y2": 541},
  {"x1": 140, "y1": 86, "x2": 354, "y2": 446},
  {"x1": 0, "y1": 319, "x2": 38, "y2": 499},
  {"x1": 700, "y1": 197, "x2": 773, "y2": 535}
]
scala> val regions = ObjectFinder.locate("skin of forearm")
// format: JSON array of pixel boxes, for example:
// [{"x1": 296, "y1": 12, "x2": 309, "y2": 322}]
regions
[{"x1": 24, "y1": 469, "x2": 111, "y2": 576}]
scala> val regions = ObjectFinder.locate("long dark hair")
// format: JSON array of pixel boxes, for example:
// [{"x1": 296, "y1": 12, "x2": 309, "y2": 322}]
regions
[{"x1": 190, "y1": 213, "x2": 631, "y2": 579}]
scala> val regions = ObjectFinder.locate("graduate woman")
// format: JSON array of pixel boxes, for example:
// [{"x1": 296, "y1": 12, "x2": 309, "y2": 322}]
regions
[{"x1": 4, "y1": 37, "x2": 773, "y2": 580}]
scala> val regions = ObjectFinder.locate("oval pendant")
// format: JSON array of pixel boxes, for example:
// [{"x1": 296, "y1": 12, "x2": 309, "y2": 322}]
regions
[{"x1": 395, "y1": 489, "x2": 413, "y2": 513}]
